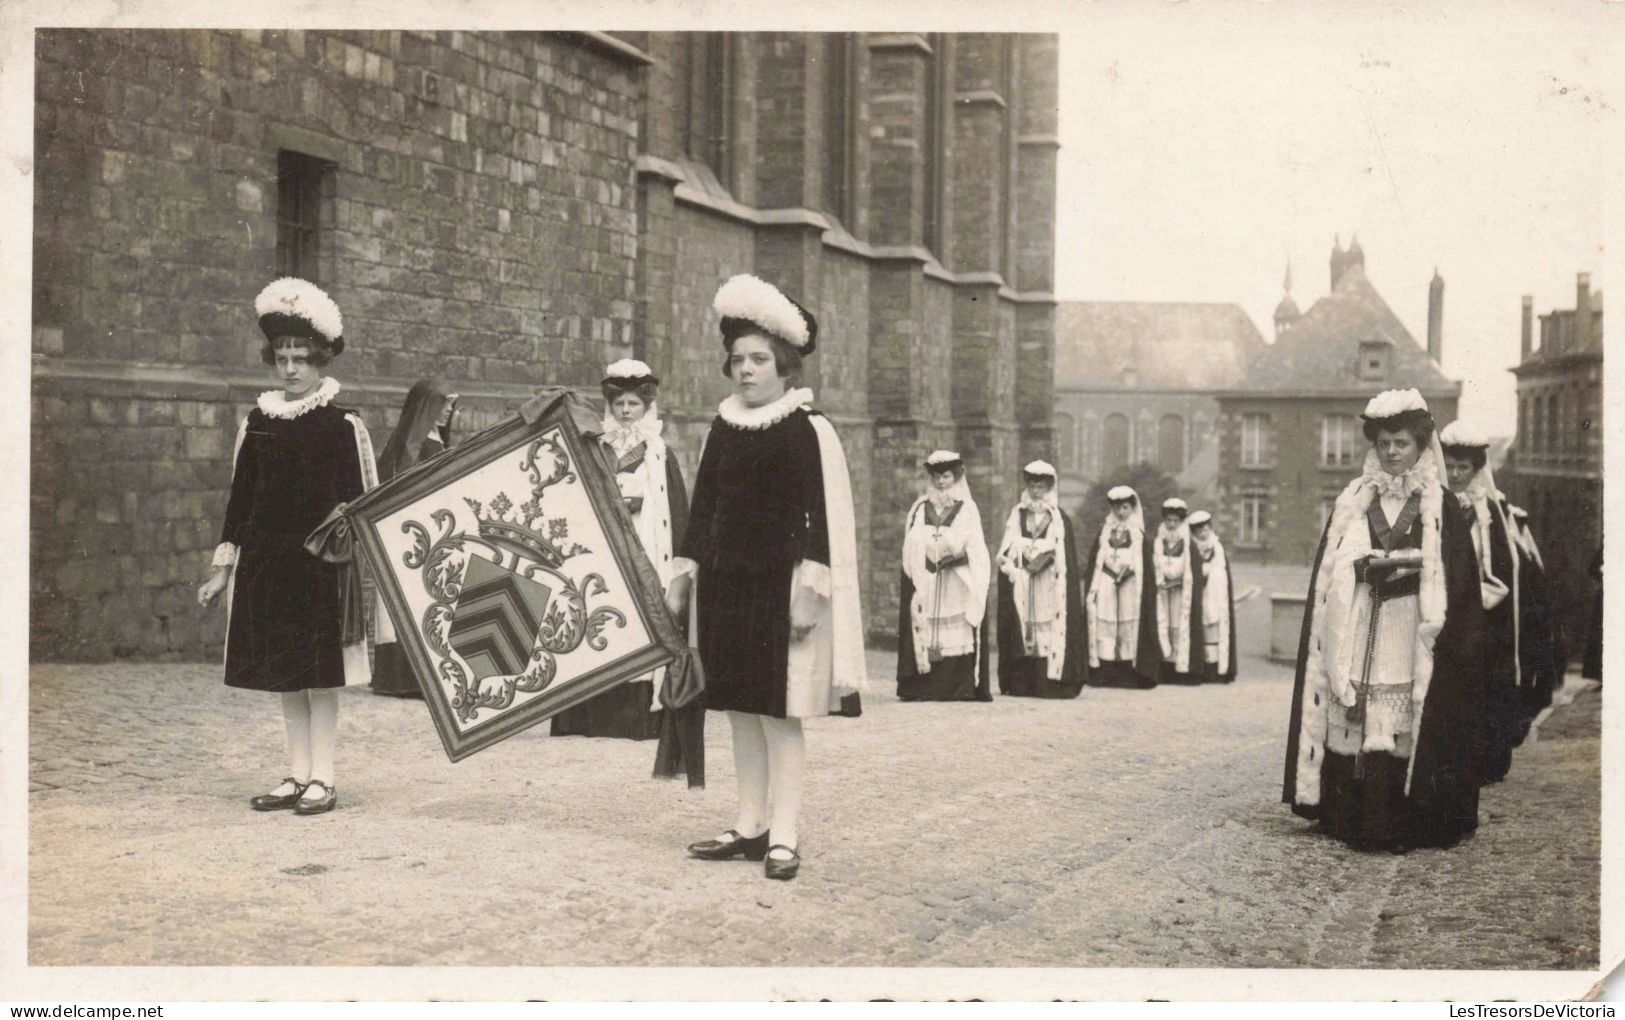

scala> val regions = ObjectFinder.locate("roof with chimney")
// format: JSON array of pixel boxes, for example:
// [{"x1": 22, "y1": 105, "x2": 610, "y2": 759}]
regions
[
  {"x1": 1226, "y1": 258, "x2": 1458, "y2": 397},
  {"x1": 1055, "y1": 301, "x2": 1267, "y2": 391}
]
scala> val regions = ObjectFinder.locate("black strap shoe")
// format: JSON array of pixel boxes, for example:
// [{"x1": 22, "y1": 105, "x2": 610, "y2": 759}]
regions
[
  {"x1": 688, "y1": 828, "x2": 770, "y2": 861},
  {"x1": 293, "y1": 780, "x2": 338, "y2": 815},
  {"x1": 249, "y1": 778, "x2": 307, "y2": 812},
  {"x1": 764, "y1": 845, "x2": 800, "y2": 881}
]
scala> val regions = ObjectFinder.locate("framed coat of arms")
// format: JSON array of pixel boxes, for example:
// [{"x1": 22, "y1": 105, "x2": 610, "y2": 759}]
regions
[{"x1": 344, "y1": 390, "x2": 685, "y2": 761}]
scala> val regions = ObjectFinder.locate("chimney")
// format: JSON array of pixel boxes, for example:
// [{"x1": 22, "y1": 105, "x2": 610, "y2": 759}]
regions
[
  {"x1": 1427, "y1": 268, "x2": 1444, "y2": 364},
  {"x1": 1330, "y1": 234, "x2": 1346, "y2": 290},
  {"x1": 1520, "y1": 295, "x2": 1534, "y2": 361},
  {"x1": 1577, "y1": 272, "x2": 1592, "y2": 350}
]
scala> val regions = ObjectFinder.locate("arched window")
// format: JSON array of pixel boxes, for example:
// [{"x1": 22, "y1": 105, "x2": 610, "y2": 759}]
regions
[
  {"x1": 1157, "y1": 414, "x2": 1186, "y2": 474},
  {"x1": 1081, "y1": 418, "x2": 1100, "y2": 474},
  {"x1": 1103, "y1": 413, "x2": 1130, "y2": 475},
  {"x1": 1055, "y1": 412, "x2": 1077, "y2": 469}
]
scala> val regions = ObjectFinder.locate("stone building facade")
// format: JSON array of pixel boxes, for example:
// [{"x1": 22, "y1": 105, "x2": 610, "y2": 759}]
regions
[
  {"x1": 30, "y1": 29, "x2": 1059, "y2": 659},
  {"x1": 1215, "y1": 240, "x2": 1459, "y2": 565},
  {"x1": 1052, "y1": 301, "x2": 1265, "y2": 509},
  {"x1": 1501, "y1": 273, "x2": 1603, "y2": 660}
]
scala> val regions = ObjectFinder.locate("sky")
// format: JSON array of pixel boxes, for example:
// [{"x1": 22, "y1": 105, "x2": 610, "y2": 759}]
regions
[{"x1": 1052, "y1": 0, "x2": 1616, "y2": 434}]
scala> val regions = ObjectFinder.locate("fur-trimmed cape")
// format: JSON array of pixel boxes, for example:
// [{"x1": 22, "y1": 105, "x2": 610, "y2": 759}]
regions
[{"x1": 994, "y1": 506, "x2": 1087, "y2": 698}]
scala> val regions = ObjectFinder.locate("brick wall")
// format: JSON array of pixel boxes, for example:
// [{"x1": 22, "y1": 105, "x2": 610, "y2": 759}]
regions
[{"x1": 32, "y1": 30, "x2": 1059, "y2": 659}]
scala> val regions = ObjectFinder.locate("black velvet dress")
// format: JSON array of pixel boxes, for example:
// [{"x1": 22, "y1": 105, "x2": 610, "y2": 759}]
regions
[
  {"x1": 1283, "y1": 495, "x2": 1489, "y2": 852},
  {"x1": 221, "y1": 402, "x2": 367, "y2": 692},
  {"x1": 681, "y1": 407, "x2": 833, "y2": 719},
  {"x1": 1479, "y1": 508, "x2": 1520, "y2": 785}
]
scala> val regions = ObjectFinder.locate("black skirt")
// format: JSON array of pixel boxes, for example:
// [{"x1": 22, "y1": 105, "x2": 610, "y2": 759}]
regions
[
  {"x1": 369, "y1": 642, "x2": 423, "y2": 698},
  {"x1": 999, "y1": 656, "x2": 1084, "y2": 698},
  {"x1": 1313, "y1": 749, "x2": 1479, "y2": 852},
  {"x1": 550, "y1": 679, "x2": 661, "y2": 740},
  {"x1": 897, "y1": 650, "x2": 983, "y2": 702},
  {"x1": 225, "y1": 534, "x2": 348, "y2": 692}
]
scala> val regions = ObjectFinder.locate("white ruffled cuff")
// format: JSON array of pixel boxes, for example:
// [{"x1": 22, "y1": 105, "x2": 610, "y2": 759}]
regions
[
  {"x1": 212, "y1": 542, "x2": 239, "y2": 569},
  {"x1": 668, "y1": 557, "x2": 698, "y2": 583},
  {"x1": 793, "y1": 559, "x2": 833, "y2": 598}
]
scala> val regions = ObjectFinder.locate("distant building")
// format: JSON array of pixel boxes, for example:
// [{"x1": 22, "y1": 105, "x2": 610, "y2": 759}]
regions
[
  {"x1": 1215, "y1": 237, "x2": 1460, "y2": 564},
  {"x1": 1052, "y1": 301, "x2": 1265, "y2": 507},
  {"x1": 1502, "y1": 273, "x2": 1603, "y2": 659}
]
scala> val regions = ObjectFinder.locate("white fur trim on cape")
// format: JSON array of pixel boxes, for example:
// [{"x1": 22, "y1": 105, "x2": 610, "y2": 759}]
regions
[
  {"x1": 1363, "y1": 387, "x2": 1428, "y2": 418},
  {"x1": 1293, "y1": 438, "x2": 1447, "y2": 805},
  {"x1": 1197, "y1": 536, "x2": 1232, "y2": 674},
  {"x1": 997, "y1": 501, "x2": 1069, "y2": 681},
  {"x1": 903, "y1": 490, "x2": 991, "y2": 672},
  {"x1": 713, "y1": 274, "x2": 811, "y2": 349},
  {"x1": 255, "y1": 277, "x2": 343, "y2": 342},
  {"x1": 1154, "y1": 521, "x2": 1196, "y2": 672},
  {"x1": 257, "y1": 376, "x2": 342, "y2": 420},
  {"x1": 717, "y1": 387, "x2": 814, "y2": 430},
  {"x1": 783, "y1": 414, "x2": 869, "y2": 717},
  {"x1": 344, "y1": 412, "x2": 380, "y2": 685}
]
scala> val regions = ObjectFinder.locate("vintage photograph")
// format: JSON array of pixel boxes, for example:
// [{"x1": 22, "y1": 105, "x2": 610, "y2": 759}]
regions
[{"x1": 6, "y1": 0, "x2": 1618, "y2": 1003}]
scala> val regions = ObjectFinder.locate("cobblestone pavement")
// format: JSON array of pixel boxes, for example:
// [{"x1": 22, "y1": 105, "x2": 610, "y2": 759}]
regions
[{"x1": 28, "y1": 568, "x2": 1599, "y2": 969}]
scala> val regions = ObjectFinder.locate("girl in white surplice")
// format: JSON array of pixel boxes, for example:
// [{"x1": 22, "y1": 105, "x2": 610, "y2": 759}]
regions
[
  {"x1": 1283, "y1": 388, "x2": 1488, "y2": 852},
  {"x1": 197, "y1": 278, "x2": 378, "y2": 816},
  {"x1": 551, "y1": 360, "x2": 689, "y2": 741},
  {"x1": 667, "y1": 274, "x2": 866, "y2": 881},
  {"x1": 897, "y1": 450, "x2": 992, "y2": 702},
  {"x1": 1187, "y1": 510, "x2": 1237, "y2": 683},
  {"x1": 1084, "y1": 486, "x2": 1162, "y2": 689},
  {"x1": 994, "y1": 462, "x2": 1086, "y2": 698}
]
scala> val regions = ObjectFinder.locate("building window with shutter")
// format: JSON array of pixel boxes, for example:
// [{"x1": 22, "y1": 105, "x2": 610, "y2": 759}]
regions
[
  {"x1": 1240, "y1": 413, "x2": 1269, "y2": 467},
  {"x1": 276, "y1": 150, "x2": 335, "y2": 283},
  {"x1": 1320, "y1": 414, "x2": 1357, "y2": 468},
  {"x1": 1240, "y1": 494, "x2": 1266, "y2": 543}
]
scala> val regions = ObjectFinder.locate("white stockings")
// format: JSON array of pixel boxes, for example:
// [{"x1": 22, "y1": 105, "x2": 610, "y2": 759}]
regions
[
  {"x1": 276, "y1": 689, "x2": 338, "y2": 794},
  {"x1": 725, "y1": 710, "x2": 805, "y2": 856}
]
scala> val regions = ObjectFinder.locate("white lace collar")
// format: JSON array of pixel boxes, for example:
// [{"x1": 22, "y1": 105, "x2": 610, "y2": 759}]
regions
[
  {"x1": 257, "y1": 376, "x2": 341, "y2": 419},
  {"x1": 601, "y1": 410, "x2": 665, "y2": 456},
  {"x1": 717, "y1": 386, "x2": 814, "y2": 430},
  {"x1": 1360, "y1": 448, "x2": 1436, "y2": 501}
]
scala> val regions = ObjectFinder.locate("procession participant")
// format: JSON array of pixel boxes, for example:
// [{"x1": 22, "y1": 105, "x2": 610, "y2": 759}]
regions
[
  {"x1": 1583, "y1": 545, "x2": 1601, "y2": 682},
  {"x1": 1084, "y1": 486, "x2": 1161, "y2": 689},
  {"x1": 897, "y1": 450, "x2": 992, "y2": 702},
  {"x1": 1283, "y1": 388, "x2": 1488, "y2": 852},
  {"x1": 1152, "y1": 497, "x2": 1202, "y2": 685},
  {"x1": 666, "y1": 274, "x2": 865, "y2": 881},
  {"x1": 552, "y1": 359, "x2": 690, "y2": 741},
  {"x1": 993, "y1": 461, "x2": 1086, "y2": 699},
  {"x1": 370, "y1": 380, "x2": 459, "y2": 698},
  {"x1": 1502, "y1": 503, "x2": 1567, "y2": 734},
  {"x1": 197, "y1": 278, "x2": 378, "y2": 816},
  {"x1": 1187, "y1": 511, "x2": 1237, "y2": 683},
  {"x1": 1439, "y1": 420, "x2": 1523, "y2": 782}
]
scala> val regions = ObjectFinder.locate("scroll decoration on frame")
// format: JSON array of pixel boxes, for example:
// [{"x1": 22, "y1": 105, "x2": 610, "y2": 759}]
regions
[{"x1": 346, "y1": 390, "x2": 683, "y2": 762}]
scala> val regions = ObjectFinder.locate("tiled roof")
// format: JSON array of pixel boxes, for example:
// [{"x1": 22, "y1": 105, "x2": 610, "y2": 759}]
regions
[
  {"x1": 1055, "y1": 302, "x2": 1267, "y2": 391},
  {"x1": 1226, "y1": 265, "x2": 1458, "y2": 395}
]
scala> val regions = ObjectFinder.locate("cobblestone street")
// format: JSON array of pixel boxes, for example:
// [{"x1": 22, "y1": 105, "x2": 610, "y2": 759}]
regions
[{"x1": 27, "y1": 568, "x2": 1600, "y2": 970}]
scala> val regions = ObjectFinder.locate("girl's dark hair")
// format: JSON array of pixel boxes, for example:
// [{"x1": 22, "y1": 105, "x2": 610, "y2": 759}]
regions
[
  {"x1": 261, "y1": 332, "x2": 337, "y2": 368},
  {"x1": 720, "y1": 331, "x2": 805, "y2": 388},
  {"x1": 601, "y1": 379, "x2": 659, "y2": 405},
  {"x1": 1361, "y1": 409, "x2": 1435, "y2": 447},
  {"x1": 1441, "y1": 444, "x2": 1488, "y2": 470}
]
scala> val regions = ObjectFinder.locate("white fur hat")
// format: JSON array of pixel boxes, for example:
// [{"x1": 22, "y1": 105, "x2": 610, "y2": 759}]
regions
[
  {"x1": 1188, "y1": 510, "x2": 1213, "y2": 527},
  {"x1": 1107, "y1": 485, "x2": 1136, "y2": 502},
  {"x1": 1162, "y1": 497, "x2": 1189, "y2": 514},
  {"x1": 1362, "y1": 387, "x2": 1428, "y2": 420},
  {"x1": 255, "y1": 277, "x2": 343, "y2": 348},
  {"x1": 1022, "y1": 460, "x2": 1057, "y2": 479},
  {"x1": 605, "y1": 358, "x2": 655, "y2": 380},
  {"x1": 924, "y1": 450, "x2": 963, "y2": 469},
  {"x1": 714, "y1": 274, "x2": 818, "y2": 353},
  {"x1": 1439, "y1": 420, "x2": 1490, "y2": 449}
]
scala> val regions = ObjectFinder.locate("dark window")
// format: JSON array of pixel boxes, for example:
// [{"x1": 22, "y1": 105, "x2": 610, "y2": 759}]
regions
[
  {"x1": 1157, "y1": 414, "x2": 1186, "y2": 474},
  {"x1": 686, "y1": 33, "x2": 732, "y2": 183},
  {"x1": 1547, "y1": 393, "x2": 1559, "y2": 455},
  {"x1": 276, "y1": 150, "x2": 334, "y2": 283},
  {"x1": 922, "y1": 34, "x2": 949, "y2": 258},
  {"x1": 1103, "y1": 413, "x2": 1131, "y2": 475},
  {"x1": 822, "y1": 34, "x2": 854, "y2": 225}
]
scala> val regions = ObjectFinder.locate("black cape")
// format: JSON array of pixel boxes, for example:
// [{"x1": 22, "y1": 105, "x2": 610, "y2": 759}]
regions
[
  {"x1": 1082, "y1": 523, "x2": 1163, "y2": 688},
  {"x1": 1282, "y1": 496, "x2": 1489, "y2": 845},
  {"x1": 995, "y1": 508, "x2": 1087, "y2": 698}
]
